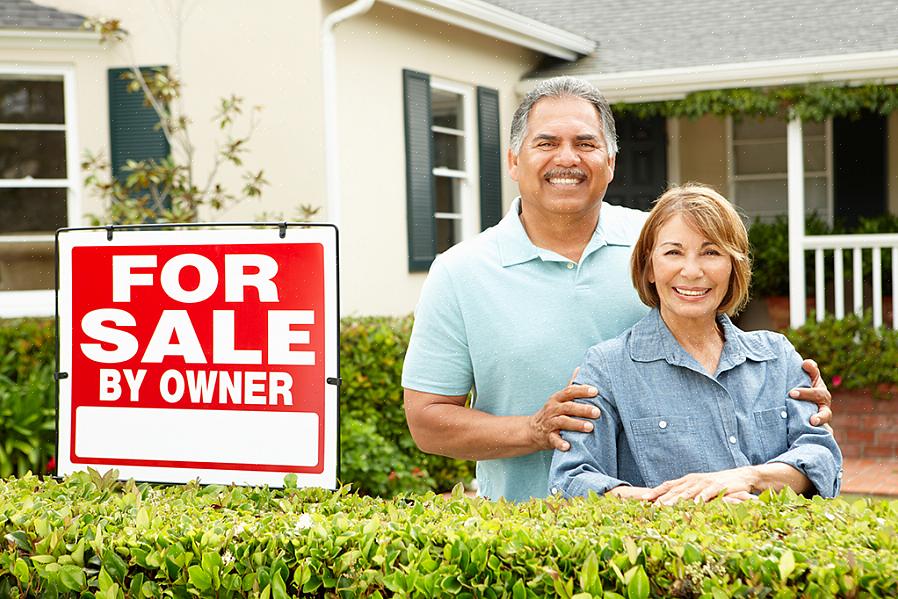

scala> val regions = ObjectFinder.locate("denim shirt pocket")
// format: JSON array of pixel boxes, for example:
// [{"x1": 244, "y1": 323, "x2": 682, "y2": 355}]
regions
[
  {"x1": 753, "y1": 406, "x2": 789, "y2": 459},
  {"x1": 629, "y1": 415, "x2": 710, "y2": 487}
]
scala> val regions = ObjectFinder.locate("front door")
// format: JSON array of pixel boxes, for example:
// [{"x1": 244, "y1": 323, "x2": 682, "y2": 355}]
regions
[{"x1": 604, "y1": 115, "x2": 668, "y2": 211}]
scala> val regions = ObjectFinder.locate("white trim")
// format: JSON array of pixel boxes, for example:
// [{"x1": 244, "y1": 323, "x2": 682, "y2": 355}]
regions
[
  {"x1": 0, "y1": 290, "x2": 55, "y2": 318},
  {"x1": 0, "y1": 29, "x2": 100, "y2": 51},
  {"x1": 432, "y1": 167, "x2": 467, "y2": 179},
  {"x1": 432, "y1": 125, "x2": 464, "y2": 136},
  {"x1": 519, "y1": 49, "x2": 898, "y2": 102},
  {"x1": 787, "y1": 118, "x2": 806, "y2": 328},
  {"x1": 0, "y1": 234, "x2": 54, "y2": 244},
  {"x1": 665, "y1": 117, "x2": 680, "y2": 185},
  {"x1": 382, "y1": 0, "x2": 594, "y2": 60},
  {"x1": 63, "y1": 66, "x2": 81, "y2": 227},
  {"x1": 0, "y1": 179, "x2": 69, "y2": 188},
  {"x1": 0, "y1": 123, "x2": 65, "y2": 131}
]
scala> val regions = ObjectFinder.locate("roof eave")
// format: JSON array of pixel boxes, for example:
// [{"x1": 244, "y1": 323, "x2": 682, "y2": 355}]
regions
[
  {"x1": 518, "y1": 49, "x2": 898, "y2": 102},
  {"x1": 0, "y1": 28, "x2": 101, "y2": 50},
  {"x1": 380, "y1": 0, "x2": 595, "y2": 61}
]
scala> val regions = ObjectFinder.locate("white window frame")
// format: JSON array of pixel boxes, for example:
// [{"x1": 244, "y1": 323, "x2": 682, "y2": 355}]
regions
[
  {"x1": 0, "y1": 64, "x2": 80, "y2": 317},
  {"x1": 430, "y1": 77, "x2": 479, "y2": 253},
  {"x1": 726, "y1": 115, "x2": 833, "y2": 225}
]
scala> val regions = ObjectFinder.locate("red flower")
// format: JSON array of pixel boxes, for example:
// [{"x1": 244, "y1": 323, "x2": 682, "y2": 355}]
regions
[
  {"x1": 46, "y1": 456, "x2": 56, "y2": 473},
  {"x1": 832, "y1": 375, "x2": 842, "y2": 388}
]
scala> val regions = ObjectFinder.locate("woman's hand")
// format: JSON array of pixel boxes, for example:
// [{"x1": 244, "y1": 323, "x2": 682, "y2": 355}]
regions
[
  {"x1": 606, "y1": 485, "x2": 653, "y2": 500},
  {"x1": 643, "y1": 467, "x2": 759, "y2": 505}
]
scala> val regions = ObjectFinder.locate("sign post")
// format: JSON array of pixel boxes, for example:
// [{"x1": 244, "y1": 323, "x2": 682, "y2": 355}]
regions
[{"x1": 55, "y1": 224, "x2": 339, "y2": 488}]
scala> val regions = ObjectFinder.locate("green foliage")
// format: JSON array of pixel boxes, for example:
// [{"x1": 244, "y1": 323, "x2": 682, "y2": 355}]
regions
[
  {"x1": 1, "y1": 475, "x2": 897, "y2": 597},
  {"x1": 0, "y1": 319, "x2": 56, "y2": 478},
  {"x1": 0, "y1": 316, "x2": 471, "y2": 496},
  {"x1": 748, "y1": 213, "x2": 898, "y2": 298},
  {"x1": 614, "y1": 82, "x2": 898, "y2": 121},
  {"x1": 785, "y1": 312, "x2": 898, "y2": 394},
  {"x1": 340, "y1": 317, "x2": 473, "y2": 496}
]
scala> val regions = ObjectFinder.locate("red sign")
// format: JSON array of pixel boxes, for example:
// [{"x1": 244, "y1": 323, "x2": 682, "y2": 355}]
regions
[{"x1": 56, "y1": 227, "x2": 338, "y2": 488}]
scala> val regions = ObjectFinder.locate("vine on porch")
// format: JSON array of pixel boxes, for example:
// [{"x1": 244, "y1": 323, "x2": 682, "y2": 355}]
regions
[{"x1": 613, "y1": 83, "x2": 898, "y2": 121}]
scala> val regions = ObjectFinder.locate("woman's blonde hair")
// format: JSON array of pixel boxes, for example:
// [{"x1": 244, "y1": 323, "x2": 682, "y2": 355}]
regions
[{"x1": 630, "y1": 184, "x2": 751, "y2": 316}]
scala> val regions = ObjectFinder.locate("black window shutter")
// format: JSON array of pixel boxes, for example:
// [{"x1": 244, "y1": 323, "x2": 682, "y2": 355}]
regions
[
  {"x1": 477, "y1": 86, "x2": 502, "y2": 230},
  {"x1": 404, "y1": 69, "x2": 436, "y2": 272},
  {"x1": 108, "y1": 67, "x2": 170, "y2": 181}
]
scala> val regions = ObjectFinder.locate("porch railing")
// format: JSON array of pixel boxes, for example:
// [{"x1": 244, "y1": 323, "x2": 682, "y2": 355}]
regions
[{"x1": 800, "y1": 233, "x2": 898, "y2": 329}]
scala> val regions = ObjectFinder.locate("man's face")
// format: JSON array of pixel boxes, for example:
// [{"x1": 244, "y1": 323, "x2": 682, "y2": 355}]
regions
[{"x1": 508, "y1": 96, "x2": 616, "y2": 220}]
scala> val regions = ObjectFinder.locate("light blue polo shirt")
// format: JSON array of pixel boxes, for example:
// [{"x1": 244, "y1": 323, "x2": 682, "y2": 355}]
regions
[{"x1": 402, "y1": 198, "x2": 650, "y2": 502}]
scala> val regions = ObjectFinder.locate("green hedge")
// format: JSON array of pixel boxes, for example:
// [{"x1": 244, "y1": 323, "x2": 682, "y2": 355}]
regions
[
  {"x1": 1, "y1": 473, "x2": 897, "y2": 598},
  {"x1": 786, "y1": 312, "x2": 898, "y2": 394},
  {"x1": 0, "y1": 317, "x2": 470, "y2": 495}
]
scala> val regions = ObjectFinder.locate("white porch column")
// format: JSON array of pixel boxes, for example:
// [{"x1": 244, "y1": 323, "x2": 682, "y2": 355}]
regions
[{"x1": 787, "y1": 117, "x2": 806, "y2": 328}]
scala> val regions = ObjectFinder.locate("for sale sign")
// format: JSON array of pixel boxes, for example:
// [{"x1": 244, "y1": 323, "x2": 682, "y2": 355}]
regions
[{"x1": 56, "y1": 225, "x2": 338, "y2": 488}]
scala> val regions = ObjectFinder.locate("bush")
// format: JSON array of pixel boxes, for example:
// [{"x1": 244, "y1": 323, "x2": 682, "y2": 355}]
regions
[
  {"x1": 1, "y1": 473, "x2": 897, "y2": 597},
  {"x1": 0, "y1": 317, "x2": 471, "y2": 496},
  {"x1": 748, "y1": 213, "x2": 898, "y2": 298},
  {"x1": 785, "y1": 312, "x2": 898, "y2": 395}
]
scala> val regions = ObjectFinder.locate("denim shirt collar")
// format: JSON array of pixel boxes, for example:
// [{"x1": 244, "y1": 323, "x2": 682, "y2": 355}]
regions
[
  {"x1": 497, "y1": 197, "x2": 634, "y2": 267},
  {"x1": 628, "y1": 308, "x2": 778, "y2": 376}
]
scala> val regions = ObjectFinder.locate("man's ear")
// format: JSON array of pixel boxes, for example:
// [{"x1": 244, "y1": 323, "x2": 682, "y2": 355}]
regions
[
  {"x1": 607, "y1": 153, "x2": 616, "y2": 183},
  {"x1": 507, "y1": 148, "x2": 519, "y2": 182}
]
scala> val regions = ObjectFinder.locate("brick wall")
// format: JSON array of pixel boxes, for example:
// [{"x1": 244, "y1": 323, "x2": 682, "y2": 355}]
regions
[{"x1": 832, "y1": 389, "x2": 898, "y2": 459}]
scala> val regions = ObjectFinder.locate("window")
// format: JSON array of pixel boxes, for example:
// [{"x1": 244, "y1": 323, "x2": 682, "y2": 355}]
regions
[
  {"x1": 728, "y1": 116, "x2": 832, "y2": 223},
  {"x1": 0, "y1": 67, "x2": 78, "y2": 316},
  {"x1": 431, "y1": 80, "x2": 477, "y2": 253},
  {"x1": 404, "y1": 70, "x2": 502, "y2": 271}
]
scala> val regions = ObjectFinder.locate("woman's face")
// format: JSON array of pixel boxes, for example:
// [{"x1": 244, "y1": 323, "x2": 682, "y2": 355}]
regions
[{"x1": 649, "y1": 214, "x2": 733, "y2": 323}]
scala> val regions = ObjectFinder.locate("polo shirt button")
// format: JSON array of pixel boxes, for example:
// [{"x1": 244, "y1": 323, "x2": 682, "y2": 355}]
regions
[
  {"x1": 728, "y1": 436, "x2": 737, "y2": 444},
  {"x1": 658, "y1": 420, "x2": 667, "y2": 429},
  {"x1": 566, "y1": 262, "x2": 575, "y2": 269},
  {"x1": 551, "y1": 487, "x2": 559, "y2": 494},
  {"x1": 780, "y1": 410, "x2": 787, "y2": 419}
]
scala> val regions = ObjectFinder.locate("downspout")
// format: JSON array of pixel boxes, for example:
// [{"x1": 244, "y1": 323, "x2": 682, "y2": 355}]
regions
[{"x1": 321, "y1": 0, "x2": 375, "y2": 229}]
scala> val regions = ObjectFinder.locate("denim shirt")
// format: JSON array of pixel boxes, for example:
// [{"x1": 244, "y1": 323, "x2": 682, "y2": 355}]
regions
[{"x1": 549, "y1": 308, "x2": 842, "y2": 498}]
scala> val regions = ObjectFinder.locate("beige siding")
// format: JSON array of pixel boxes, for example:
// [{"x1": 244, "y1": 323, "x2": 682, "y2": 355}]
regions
[
  {"x1": 17, "y1": 1, "x2": 540, "y2": 316},
  {"x1": 676, "y1": 115, "x2": 729, "y2": 194},
  {"x1": 332, "y1": 2, "x2": 538, "y2": 316}
]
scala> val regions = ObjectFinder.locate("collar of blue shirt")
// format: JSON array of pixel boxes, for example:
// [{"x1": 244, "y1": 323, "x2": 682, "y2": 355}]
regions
[
  {"x1": 496, "y1": 197, "x2": 636, "y2": 268},
  {"x1": 627, "y1": 308, "x2": 778, "y2": 376}
]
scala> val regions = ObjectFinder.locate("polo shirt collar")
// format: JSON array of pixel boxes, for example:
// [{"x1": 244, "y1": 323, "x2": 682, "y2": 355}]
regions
[
  {"x1": 496, "y1": 197, "x2": 631, "y2": 268},
  {"x1": 628, "y1": 308, "x2": 777, "y2": 372}
]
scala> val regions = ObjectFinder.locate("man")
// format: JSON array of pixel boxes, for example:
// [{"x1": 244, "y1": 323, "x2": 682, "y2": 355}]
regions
[{"x1": 402, "y1": 76, "x2": 832, "y2": 502}]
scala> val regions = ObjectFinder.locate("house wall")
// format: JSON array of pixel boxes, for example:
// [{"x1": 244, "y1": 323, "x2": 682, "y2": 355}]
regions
[
  {"x1": 674, "y1": 116, "x2": 728, "y2": 193},
  {"x1": 19, "y1": 0, "x2": 540, "y2": 317},
  {"x1": 330, "y1": 1, "x2": 538, "y2": 315}
]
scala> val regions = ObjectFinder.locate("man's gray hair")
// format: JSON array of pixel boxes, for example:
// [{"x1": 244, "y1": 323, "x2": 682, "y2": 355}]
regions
[{"x1": 509, "y1": 76, "x2": 618, "y2": 157}]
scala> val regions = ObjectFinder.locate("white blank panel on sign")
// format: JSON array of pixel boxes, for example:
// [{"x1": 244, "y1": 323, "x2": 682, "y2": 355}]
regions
[{"x1": 75, "y1": 407, "x2": 319, "y2": 466}]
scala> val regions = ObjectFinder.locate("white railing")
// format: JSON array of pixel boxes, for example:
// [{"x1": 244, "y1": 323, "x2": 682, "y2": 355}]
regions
[{"x1": 799, "y1": 233, "x2": 898, "y2": 329}]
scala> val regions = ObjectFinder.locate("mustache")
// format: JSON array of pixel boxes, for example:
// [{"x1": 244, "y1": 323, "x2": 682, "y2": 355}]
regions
[{"x1": 543, "y1": 168, "x2": 587, "y2": 180}]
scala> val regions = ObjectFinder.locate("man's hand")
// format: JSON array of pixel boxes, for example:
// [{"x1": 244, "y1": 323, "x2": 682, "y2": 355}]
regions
[
  {"x1": 528, "y1": 368, "x2": 601, "y2": 451},
  {"x1": 790, "y1": 359, "x2": 833, "y2": 428}
]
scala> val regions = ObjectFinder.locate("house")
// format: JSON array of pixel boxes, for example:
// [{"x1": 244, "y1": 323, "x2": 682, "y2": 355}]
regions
[{"x1": 1, "y1": 0, "x2": 896, "y2": 326}]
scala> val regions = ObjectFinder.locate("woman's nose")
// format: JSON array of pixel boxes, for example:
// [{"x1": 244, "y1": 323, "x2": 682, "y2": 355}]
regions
[{"x1": 680, "y1": 257, "x2": 703, "y2": 278}]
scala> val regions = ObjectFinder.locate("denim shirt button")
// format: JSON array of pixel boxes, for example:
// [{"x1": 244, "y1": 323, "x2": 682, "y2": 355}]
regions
[
  {"x1": 658, "y1": 420, "x2": 668, "y2": 429},
  {"x1": 728, "y1": 435, "x2": 737, "y2": 444},
  {"x1": 566, "y1": 262, "x2": 575, "y2": 270},
  {"x1": 780, "y1": 410, "x2": 787, "y2": 419}
]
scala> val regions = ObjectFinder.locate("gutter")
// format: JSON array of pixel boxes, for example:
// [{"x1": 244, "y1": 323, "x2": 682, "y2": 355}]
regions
[{"x1": 321, "y1": 0, "x2": 375, "y2": 229}]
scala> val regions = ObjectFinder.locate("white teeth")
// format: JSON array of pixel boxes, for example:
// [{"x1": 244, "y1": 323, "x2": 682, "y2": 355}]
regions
[
  {"x1": 675, "y1": 288, "x2": 709, "y2": 297},
  {"x1": 548, "y1": 178, "x2": 581, "y2": 185}
]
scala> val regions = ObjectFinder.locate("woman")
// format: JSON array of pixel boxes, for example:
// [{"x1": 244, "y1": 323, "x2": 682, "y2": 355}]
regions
[{"x1": 549, "y1": 185, "x2": 842, "y2": 504}]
